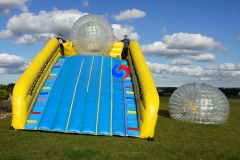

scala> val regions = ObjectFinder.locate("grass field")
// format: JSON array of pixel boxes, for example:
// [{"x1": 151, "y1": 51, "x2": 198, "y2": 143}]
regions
[{"x1": 0, "y1": 97, "x2": 239, "y2": 160}]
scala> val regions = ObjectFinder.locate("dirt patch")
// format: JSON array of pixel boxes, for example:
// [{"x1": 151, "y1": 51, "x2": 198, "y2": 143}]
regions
[{"x1": 0, "y1": 100, "x2": 12, "y2": 119}]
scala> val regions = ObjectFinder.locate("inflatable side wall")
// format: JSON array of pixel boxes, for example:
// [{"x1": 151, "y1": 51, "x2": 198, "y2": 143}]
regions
[
  {"x1": 12, "y1": 39, "x2": 61, "y2": 129},
  {"x1": 109, "y1": 42, "x2": 124, "y2": 59},
  {"x1": 63, "y1": 41, "x2": 76, "y2": 56},
  {"x1": 128, "y1": 41, "x2": 160, "y2": 138}
]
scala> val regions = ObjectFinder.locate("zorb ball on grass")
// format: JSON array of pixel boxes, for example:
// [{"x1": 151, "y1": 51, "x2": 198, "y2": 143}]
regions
[
  {"x1": 169, "y1": 83, "x2": 229, "y2": 124},
  {"x1": 70, "y1": 14, "x2": 115, "y2": 55}
]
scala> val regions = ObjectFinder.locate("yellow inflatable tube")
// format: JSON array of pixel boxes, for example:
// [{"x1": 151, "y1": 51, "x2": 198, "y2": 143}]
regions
[
  {"x1": 128, "y1": 42, "x2": 160, "y2": 138},
  {"x1": 12, "y1": 38, "x2": 74, "y2": 129}
]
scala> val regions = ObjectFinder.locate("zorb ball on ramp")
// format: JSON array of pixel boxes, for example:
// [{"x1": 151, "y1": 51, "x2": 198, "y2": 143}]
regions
[
  {"x1": 169, "y1": 83, "x2": 229, "y2": 124},
  {"x1": 70, "y1": 14, "x2": 115, "y2": 55}
]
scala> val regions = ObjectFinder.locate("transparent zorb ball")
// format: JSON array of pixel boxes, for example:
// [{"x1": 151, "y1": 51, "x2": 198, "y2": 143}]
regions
[
  {"x1": 70, "y1": 14, "x2": 115, "y2": 55},
  {"x1": 169, "y1": 83, "x2": 229, "y2": 124}
]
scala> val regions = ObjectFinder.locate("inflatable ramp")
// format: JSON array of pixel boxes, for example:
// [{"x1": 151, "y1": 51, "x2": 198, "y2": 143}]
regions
[
  {"x1": 25, "y1": 55, "x2": 139, "y2": 136},
  {"x1": 12, "y1": 38, "x2": 159, "y2": 139}
]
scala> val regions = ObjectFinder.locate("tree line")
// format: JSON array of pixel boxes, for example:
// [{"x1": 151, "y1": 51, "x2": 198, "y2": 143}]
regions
[
  {"x1": 0, "y1": 83, "x2": 15, "y2": 93},
  {"x1": 157, "y1": 87, "x2": 240, "y2": 97},
  {"x1": 0, "y1": 83, "x2": 15, "y2": 100}
]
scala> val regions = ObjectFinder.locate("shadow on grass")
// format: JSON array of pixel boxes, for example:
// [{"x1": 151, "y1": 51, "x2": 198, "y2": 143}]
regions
[
  {"x1": 64, "y1": 149, "x2": 100, "y2": 159},
  {"x1": 158, "y1": 110, "x2": 170, "y2": 118}
]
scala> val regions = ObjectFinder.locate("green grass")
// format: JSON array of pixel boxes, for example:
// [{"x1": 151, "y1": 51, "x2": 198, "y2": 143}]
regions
[{"x1": 0, "y1": 98, "x2": 240, "y2": 160}]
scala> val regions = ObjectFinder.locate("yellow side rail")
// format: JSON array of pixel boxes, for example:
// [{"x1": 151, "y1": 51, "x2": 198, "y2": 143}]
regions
[
  {"x1": 128, "y1": 41, "x2": 160, "y2": 138},
  {"x1": 11, "y1": 38, "x2": 71, "y2": 129}
]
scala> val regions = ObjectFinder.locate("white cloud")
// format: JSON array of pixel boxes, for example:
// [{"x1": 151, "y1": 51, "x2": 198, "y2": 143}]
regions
[
  {"x1": 15, "y1": 33, "x2": 56, "y2": 45},
  {"x1": 113, "y1": 8, "x2": 146, "y2": 21},
  {"x1": 82, "y1": 0, "x2": 89, "y2": 6},
  {"x1": 170, "y1": 59, "x2": 191, "y2": 65},
  {"x1": 221, "y1": 71, "x2": 240, "y2": 77},
  {"x1": 141, "y1": 41, "x2": 200, "y2": 58},
  {"x1": 146, "y1": 61, "x2": 240, "y2": 78},
  {"x1": 219, "y1": 63, "x2": 240, "y2": 71},
  {"x1": 189, "y1": 53, "x2": 216, "y2": 62},
  {"x1": 204, "y1": 64, "x2": 218, "y2": 70},
  {"x1": 0, "y1": 53, "x2": 30, "y2": 74},
  {"x1": 112, "y1": 24, "x2": 140, "y2": 41},
  {"x1": 0, "y1": 0, "x2": 29, "y2": 15},
  {"x1": 34, "y1": 33, "x2": 57, "y2": 42},
  {"x1": 0, "y1": 30, "x2": 15, "y2": 39},
  {"x1": 161, "y1": 27, "x2": 167, "y2": 33},
  {"x1": 238, "y1": 35, "x2": 240, "y2": 40},
  {"x1": 141, "y1": 33, "x2": 226, "y2": 58},
  {"x1": 15, "y1": 34, "x2": 35, "y2": 45},
  {"x1": 0, "y1": 9, "x2": 88, "y2": 43},
  {"x1": 171, "y1": 66, "x2": 205, "y2": 76},
  {"x1": 163, "y1": 32, "x2": 226, "y2": 51},
  {"x1": 146, "y1": 62, "x2": 170, "y2": 74},
  {"x1": 197, "y1": 77, "x2": 213, "y2": 81}
]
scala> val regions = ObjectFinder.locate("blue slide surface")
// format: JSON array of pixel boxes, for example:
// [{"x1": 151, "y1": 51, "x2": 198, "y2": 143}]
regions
[{"x1": 24, "y1": 55, "x2": 139, "y2": 137}]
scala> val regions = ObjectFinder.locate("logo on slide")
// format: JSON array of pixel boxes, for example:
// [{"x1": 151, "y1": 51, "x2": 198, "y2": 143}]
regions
[{"x1": 112, "y1": 64, "x2": 130, "y2": 79}]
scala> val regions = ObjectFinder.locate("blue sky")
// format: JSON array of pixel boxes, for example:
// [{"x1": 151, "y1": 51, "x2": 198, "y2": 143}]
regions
[{"x1": 0, "y1": 0, "x2": 240, "y2": 87}]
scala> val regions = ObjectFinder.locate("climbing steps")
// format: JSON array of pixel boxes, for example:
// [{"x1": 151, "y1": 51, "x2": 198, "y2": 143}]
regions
[
  {"x1": 25, "y1": 57, "x2": 66, "y2": 129},
  {"x1": 122, "y1": 61, "x2": 140, "y2": 137}
]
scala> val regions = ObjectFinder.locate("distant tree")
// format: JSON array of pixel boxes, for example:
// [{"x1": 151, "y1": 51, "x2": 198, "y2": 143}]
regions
[
  {"x1": 0, "y1": 90, "x2": 9, "y2": 100},
  {"x1": 219, "y1": 88, "x2": 240, "y2": 96},
  {"x1": 0, "y1": 83, "x2": 15, "y2": 93},
  {"x1": 6, "y1": 83, "x2": 15, "y2": 93}
]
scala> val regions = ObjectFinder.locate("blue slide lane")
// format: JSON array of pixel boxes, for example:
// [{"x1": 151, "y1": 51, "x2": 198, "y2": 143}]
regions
[
  {"x1": 97, "y1": 57, "x2": 111, "y2": 135},
  {"x1": 67, "y1": 56, "x2": 92, "y2": 133},
  {"x1": 112, "y1": 58, "x2": 125, "y2": 136},
  {"x1": 81, "y1": 56, "x2": 102, "y2": 134},
  {"x1": 38, "y1": 56, "x2": 76, "y2": 130},
  {"x1": 25, "y1": 55, "x2": 139, "y2": 137}
]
